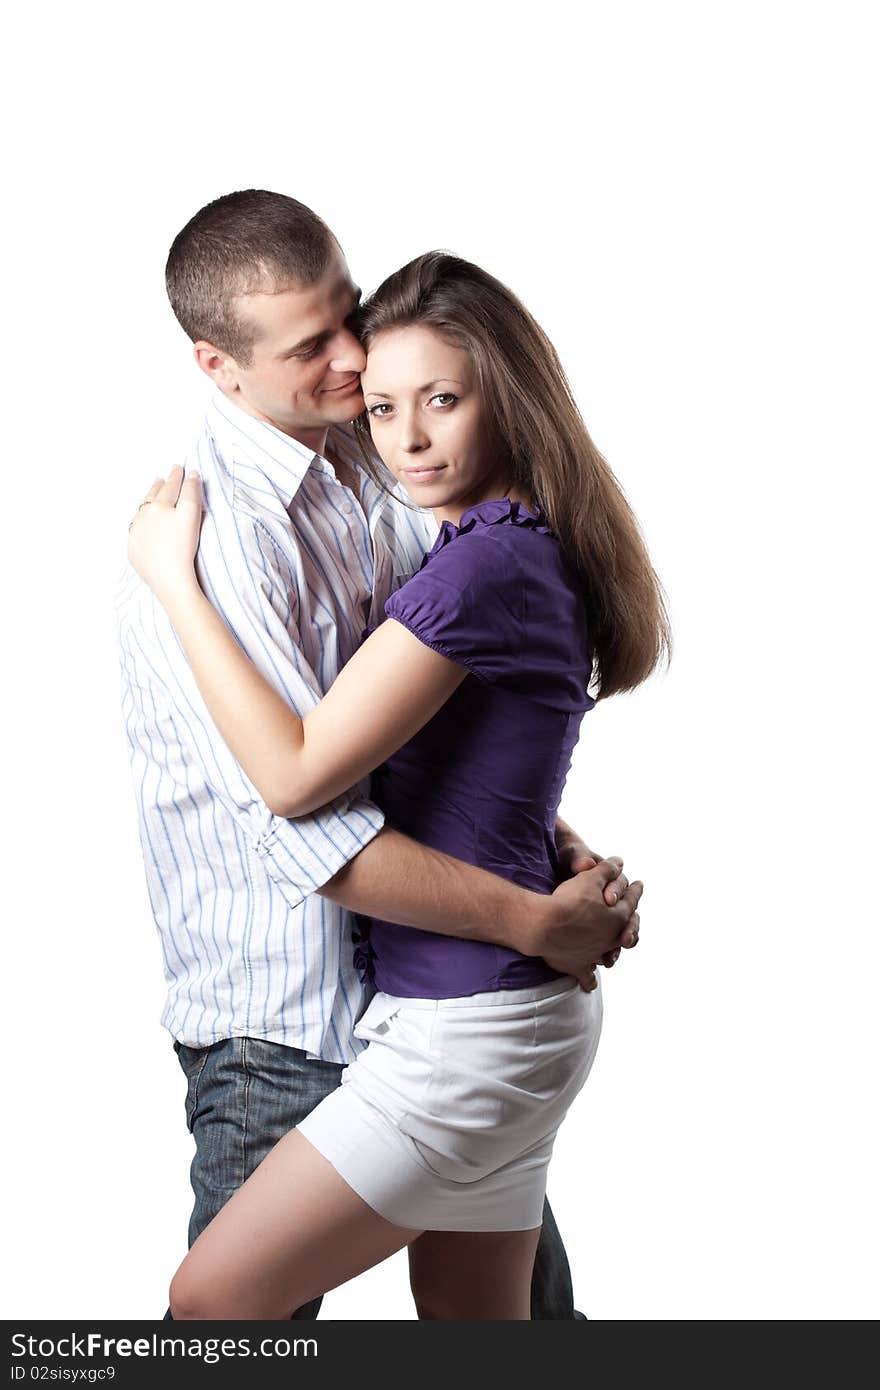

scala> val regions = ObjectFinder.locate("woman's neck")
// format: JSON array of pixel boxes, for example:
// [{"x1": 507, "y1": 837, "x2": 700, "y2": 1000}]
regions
[{"x1": 432, "y1": 484, "x2": 534, "y2": 528}]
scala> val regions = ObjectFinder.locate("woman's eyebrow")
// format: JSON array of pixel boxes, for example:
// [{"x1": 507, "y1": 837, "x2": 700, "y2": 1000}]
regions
[{"x1": 364, "y1": 378, "x2": 465, "y2": 399}]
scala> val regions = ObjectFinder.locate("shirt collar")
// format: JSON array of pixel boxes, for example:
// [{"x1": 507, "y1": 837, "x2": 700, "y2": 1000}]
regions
[
  {"x1": 208, "y1": 391, "x2": 327, "y2": 506},
  {"x1": 207, "y1": 390, "x2": 420, "y2": 536}
]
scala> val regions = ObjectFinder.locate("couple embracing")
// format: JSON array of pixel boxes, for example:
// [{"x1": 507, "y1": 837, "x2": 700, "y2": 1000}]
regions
[{"x1": 118, "y1": 189, "x2": 669, "y2": 1320}]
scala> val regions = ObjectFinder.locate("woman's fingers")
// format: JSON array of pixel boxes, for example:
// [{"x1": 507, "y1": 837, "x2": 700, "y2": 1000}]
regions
[
  {"x1": 131, "y1": 469, "x2": 201, "y2": 525},
  {"x1": 129, "y1": 478, "x2": 164, "y2": 529},
  {"x1": 127, "y1": 468, "x2": 204, "y2": 602},
  {"x1": 157, "y1": 464, "x2": 186, "y2": 506},
  {"x1": 179, "y1": 472, "x2": 203, "y2": 512}
]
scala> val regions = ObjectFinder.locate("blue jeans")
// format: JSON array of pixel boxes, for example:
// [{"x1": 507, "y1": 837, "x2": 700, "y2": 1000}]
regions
[{"x1": 175, "y1": 1035, "x2": 581, "y2": 1320}]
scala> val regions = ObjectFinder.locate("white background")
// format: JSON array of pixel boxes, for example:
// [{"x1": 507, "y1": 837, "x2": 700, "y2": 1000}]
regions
[{"x1": 2, "y1": 0, "x2": 877, "y2": 1322}]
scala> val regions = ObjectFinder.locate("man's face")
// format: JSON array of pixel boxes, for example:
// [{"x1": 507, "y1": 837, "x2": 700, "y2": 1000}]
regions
[{"x1": 204, "y1": 251, "x2": 366, "y2": 441}]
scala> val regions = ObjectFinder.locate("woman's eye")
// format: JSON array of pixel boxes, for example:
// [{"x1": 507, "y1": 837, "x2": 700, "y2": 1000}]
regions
[
  {"x1": 368, "y1": 403, "x2": 393, "y2": 418},
  {"x1": 429, "y1": 392, "x2": 458, "y2": 408}
]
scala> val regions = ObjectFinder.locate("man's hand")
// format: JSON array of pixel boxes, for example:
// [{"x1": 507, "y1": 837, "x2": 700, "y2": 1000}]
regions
[
  {"x1": 527, "y1": 857, "x2": 643, "y2": 991},
  {"x1": 554, "y1": 823, "x2": 638, "y2": 970}
]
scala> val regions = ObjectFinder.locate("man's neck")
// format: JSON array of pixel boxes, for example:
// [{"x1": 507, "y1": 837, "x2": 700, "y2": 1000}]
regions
[
  {"x1": 221, "y1": 391, "x2": 360, "y2": 496},
  {"x1": 267, "y1": 418, "x2": 330, "y2": 458},
  {"x1": 224, "y1": 391, "x2": 330, "y2": 458},
  {"x1": 286, "y1": 424, "x2": 330, "y2": 456},
  {"x1": 324, "y1": 441, "x2": 360, "y2": 498}
]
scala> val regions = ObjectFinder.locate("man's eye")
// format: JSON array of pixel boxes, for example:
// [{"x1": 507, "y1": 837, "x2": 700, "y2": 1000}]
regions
[
  {"x1": 294, "y1": 345, "x2": 320, "y2": 361},
  {"x1": 368, "y1": 403, "x2": 393, "y2": 418}
]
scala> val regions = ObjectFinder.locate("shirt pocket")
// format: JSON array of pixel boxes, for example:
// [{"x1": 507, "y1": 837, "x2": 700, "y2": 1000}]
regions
[{"x1": 396, "y1": 1010, "x2": 509, "y2": 1184}]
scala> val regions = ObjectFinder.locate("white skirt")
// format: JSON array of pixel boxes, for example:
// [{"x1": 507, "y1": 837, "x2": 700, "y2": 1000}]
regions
[{"x1": 297, "y1": 976, "x2": 603, "y2": 1231}]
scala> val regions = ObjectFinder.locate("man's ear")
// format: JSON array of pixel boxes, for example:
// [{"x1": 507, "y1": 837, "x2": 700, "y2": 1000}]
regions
[{"x1": 194, "y1": 340, "x2": 240, "y2": 393}]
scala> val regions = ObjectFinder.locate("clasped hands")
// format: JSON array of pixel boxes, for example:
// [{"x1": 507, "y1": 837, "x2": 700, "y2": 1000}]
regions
[{"x1": 546, "y1": 834, "x2": 644, "y2": 992}]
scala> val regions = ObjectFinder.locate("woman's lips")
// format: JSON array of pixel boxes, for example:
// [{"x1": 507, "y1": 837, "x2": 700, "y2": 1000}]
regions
[{"x1": 403, "y1": 466, "x2": 447, "y2": 482}]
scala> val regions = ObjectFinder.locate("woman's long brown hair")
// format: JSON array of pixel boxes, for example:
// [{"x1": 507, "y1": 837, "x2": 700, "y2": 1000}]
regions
[{"x1": 353, "y1": 251, "x2": 671, "y2": 699}]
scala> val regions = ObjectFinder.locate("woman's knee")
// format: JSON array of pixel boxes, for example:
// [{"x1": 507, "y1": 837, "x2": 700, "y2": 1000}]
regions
[{"x1": 169, "y1": 1256, "x2": 220, "y2": 1321}]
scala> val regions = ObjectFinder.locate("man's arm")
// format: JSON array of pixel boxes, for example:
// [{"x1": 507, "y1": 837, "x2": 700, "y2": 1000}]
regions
[{"x1": 319, "y1": 827, "x2": 642, "y2": 988}]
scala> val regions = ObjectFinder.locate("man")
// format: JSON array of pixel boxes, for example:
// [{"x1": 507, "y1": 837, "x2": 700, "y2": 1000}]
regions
[{"x1": 117, "y1": 189, "x2": 643, "y2": 1319}]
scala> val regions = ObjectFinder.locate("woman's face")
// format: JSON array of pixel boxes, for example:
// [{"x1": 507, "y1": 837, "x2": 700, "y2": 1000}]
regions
[{"x1": 361, "y1": 324, "x2": 509, "y2": 523}]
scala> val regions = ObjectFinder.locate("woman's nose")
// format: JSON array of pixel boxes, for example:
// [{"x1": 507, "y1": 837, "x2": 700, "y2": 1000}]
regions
[{"x1": 400, "y1": 420, "x2": 430, "y2": 453}]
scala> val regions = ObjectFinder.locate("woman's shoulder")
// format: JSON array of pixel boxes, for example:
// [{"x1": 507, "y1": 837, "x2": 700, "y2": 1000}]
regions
[
  {"x1": 384, "y1": 498, "x2": 591, "y2": 698},
  {"x1": 431, "y1": 496, "x2": 552, "y2": 547},
  {"x1": 418, "y1": 497, "x2": 561, "y2": 582},
  {"x1": 387, "y1": 496, "x2": 586, "y2": 638},
  {"x1": 383, "y1": 501, "x2": 539, "y2": 664},
  {"x1": 420, "y1": 499, "x2": 585, "y2": 615}
]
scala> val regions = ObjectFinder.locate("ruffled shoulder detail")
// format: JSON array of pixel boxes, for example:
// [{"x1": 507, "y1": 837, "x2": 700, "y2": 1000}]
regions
[{"x1": 421, "y1": 498, "x2": 551, "y2": 569}]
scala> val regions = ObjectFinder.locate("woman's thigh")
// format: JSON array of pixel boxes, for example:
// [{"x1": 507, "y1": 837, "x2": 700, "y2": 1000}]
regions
[
  {"x1": 408, "y1": 1228, "x2": 542, "y2": 1320},
  {"x1": 170, "y1": 1130, "x2": 421, "y2": 1320},
  {"x1": 177, "y1": 1037, "x2": 345, "y2": 1245}
]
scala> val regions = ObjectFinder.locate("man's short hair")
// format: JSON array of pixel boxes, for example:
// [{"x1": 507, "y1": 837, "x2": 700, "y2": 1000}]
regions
[{"x1": 165, "y1": 189, "x2": 338, "y2": 364}]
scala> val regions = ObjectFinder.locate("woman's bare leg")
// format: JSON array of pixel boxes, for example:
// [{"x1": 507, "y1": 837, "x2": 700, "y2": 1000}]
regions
[
  {"x1": 170, "y1": 1130, "x2": 421, "y2": 1320},
  {"x1": 408, "y1": 1228, "x2": 542, "y2": 1320}
]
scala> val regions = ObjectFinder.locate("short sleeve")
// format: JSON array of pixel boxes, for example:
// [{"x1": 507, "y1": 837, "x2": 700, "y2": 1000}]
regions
[{"x1": 384, "y1": 530, "x2": 523, "y2": 684}]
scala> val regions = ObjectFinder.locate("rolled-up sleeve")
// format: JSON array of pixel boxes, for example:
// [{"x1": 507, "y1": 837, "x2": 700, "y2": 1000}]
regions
[{"x1": 251, "y1": 793, "x2": 384, "y2": 907}]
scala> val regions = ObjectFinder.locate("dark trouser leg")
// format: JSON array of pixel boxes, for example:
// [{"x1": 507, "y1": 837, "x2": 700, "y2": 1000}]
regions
[
  {"x1": 530, "y1": 1197, "x2": 585, "y2": 1319},
  {"x1": 171, "y1": 1036, "x2": 345, "y2": 1321}
]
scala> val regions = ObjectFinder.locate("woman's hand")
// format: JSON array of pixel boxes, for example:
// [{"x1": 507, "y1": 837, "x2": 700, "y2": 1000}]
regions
[{"x1": 128, "y1": 466, "x2": 204, "y2": 609}]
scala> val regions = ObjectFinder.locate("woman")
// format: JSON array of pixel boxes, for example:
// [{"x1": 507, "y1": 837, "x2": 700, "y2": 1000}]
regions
[{"x1": 128, "y1": 251, "x2": 670, "y2": 1320}]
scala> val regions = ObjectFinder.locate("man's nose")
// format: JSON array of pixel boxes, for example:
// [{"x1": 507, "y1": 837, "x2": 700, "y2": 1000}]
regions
[{"x1": 328, "y1": 328, "x2": 367, "y2": 374}]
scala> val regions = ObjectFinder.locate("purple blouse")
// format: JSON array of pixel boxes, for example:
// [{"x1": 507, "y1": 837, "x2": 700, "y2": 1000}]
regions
[{"x1": 353, "y1": 497, "x2": 596, "y2": 998}]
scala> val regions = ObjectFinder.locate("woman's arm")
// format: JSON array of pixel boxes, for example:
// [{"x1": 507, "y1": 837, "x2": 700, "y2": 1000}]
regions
[
  {"x1": 128, "y1": 468, "x2": 466, "y2": 818},
  {"x1": 163, "y1": 587, "x2": 464, "y2": 817}
]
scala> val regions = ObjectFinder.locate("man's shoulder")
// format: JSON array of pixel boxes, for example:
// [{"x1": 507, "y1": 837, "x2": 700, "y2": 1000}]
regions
[
  {"x1": 187, "y1": 411, "x2": 292, "y2": 555},
  {"x1": 202, "y1": 399, "x2": 317, "y2": 541}
]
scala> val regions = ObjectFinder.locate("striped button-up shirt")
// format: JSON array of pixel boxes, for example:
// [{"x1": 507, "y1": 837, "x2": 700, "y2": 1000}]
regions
[{"x1": 117, "y1": 392, "x2": 434, "y2": 1062}]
